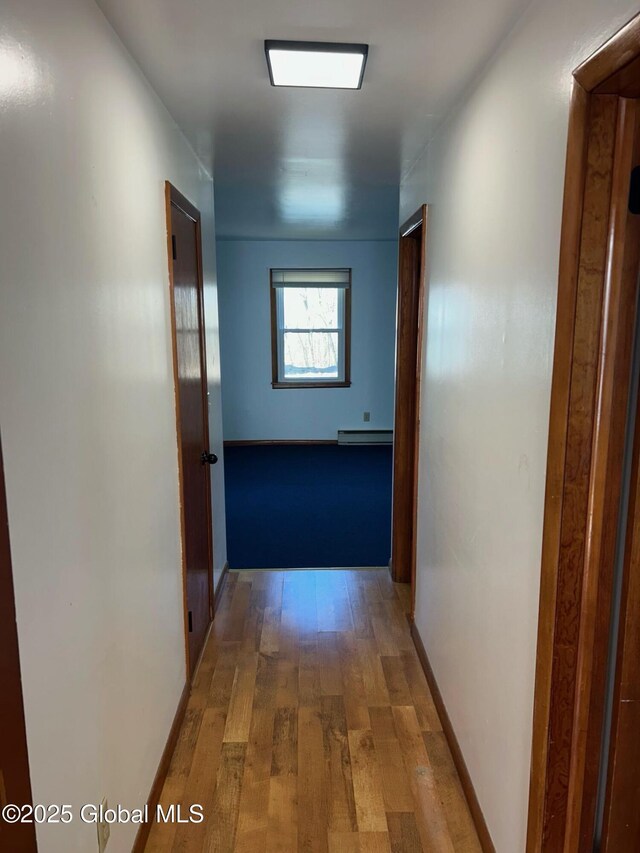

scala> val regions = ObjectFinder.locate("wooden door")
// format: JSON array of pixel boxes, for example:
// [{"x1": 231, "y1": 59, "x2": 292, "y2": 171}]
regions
[
  {"x1": 391, "y1": 205, "x2": 427, "y2": 605},
  {"x1": 0, "y1": 438, "x2": 37, "y2": 852},
  {"x1": 166, "y1": 183, "x2": 214, "y2": 678}
]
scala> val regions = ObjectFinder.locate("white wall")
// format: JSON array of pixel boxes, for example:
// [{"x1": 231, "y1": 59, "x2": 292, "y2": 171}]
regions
[
  {"x1": 216, "y1": 239, "x2": 398, "y2": 440},
  {"x1": 401, "y1": 1, "x2": 640, "y2": 851},
  {"x1": 0, "y1": 1, "x2": 226, "y2": 850}
]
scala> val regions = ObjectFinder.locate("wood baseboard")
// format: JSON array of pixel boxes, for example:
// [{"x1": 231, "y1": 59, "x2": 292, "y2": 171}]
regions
[
  {"x1": 410, "y1": 620, "x2": 496, "y2": 853},
  {"x1": 131, "y1": 561, "x2": 231, "y2": 852},
  {"x1": 131, "y1": 680, "x2": 189, "y2": 853},
  {"x1": 214, "y1": 561, "x2": 229, "y2": 611}
]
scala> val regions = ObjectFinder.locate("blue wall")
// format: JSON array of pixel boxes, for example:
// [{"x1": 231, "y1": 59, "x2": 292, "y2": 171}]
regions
[
  {"x1": 217, "y1": 238, "x2": 398, "y2": 568},
  {"x1": 224, "y1": 444, "x2": 392, "y2": 568},
  {"x1": 216, "y1": 239, "x2": 398, "y2": 440}
]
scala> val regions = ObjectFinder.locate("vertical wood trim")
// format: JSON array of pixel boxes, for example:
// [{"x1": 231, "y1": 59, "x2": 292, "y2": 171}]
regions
[
  {"x1": 526, "y1": 81, "x2": 591, "y2": 853},
  {"x1": 392, "y1": 234, "x2": 418, "y2": 584},
  {"x1": 566, "y1": 96, "x2": 640, "y2": 851},
  {"x1": 529, "y1": 15, "x2": 640, "y2": 853},
  {"x1": 527, "y1": 83, "x2": 611, "y2": 852},
  {"x1": 543, "y1": 92, "x2": 618, "y2": 852},
  {"x1": 410, "y1": 205, "x2": 428, "y2": 617},
  {"x1": 391, "y1": 207, "x2": 428, "y2": 588},
  {"x1": 528, "y1": 18, "x2": 640, "y2": 846}
]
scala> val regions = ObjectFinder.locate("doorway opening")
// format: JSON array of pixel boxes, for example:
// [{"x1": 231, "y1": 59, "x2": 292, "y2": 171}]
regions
[
  {"x1": 218, "y1": 210, "x2": 428, "y2": 596},
  {"x1": 219, "y1": 241, "x2": 400, "y2": 575},
  {"x1": 528, "y1": 13, "x2": 640, "y2": 851},
  {"x1": 391, "y1": 205, "x2": 428, "y2": 615}
]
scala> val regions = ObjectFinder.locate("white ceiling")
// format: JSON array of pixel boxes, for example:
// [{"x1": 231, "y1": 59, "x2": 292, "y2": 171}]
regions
[{"x1": 97, "y1": 0, "x2": 529, "y2": 239}]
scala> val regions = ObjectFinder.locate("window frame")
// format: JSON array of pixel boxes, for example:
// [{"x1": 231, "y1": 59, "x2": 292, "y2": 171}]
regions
[{"x1": 270, "y1": 268, "x2": 352, "y2": 389}]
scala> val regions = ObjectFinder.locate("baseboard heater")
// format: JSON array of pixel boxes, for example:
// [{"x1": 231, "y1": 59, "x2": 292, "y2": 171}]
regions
[{"x1": 337, "y1": 429, "x2": 393, "y2": 446}]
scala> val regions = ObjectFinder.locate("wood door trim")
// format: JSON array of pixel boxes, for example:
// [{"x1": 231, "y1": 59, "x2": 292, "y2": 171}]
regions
[
  {"x1": 411, "y1": 207, "x2": 428, "y2": 617},
  {"x1": 574, "y1": 13, "x2": 640, "y2": 92},
  {"x1": 526, "y1": 80, "x2": 590, "y2": 853},
  {"x1": 527, "y1": 13, "x2": 640, "y2": 851},
  {"x1": 566, "y1": 97, "x2": 640, "y2": 850},
  {"x1": 391, "y1": 204, "x2": 428, "y2": 612},
  {"x1": 165, "y1": 181, "x2": 214, "y2": 679}
]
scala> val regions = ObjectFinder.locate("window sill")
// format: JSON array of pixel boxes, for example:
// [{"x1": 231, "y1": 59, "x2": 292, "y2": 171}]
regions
[{"x1": 271, "y1": 381, "x2": 351, "y2": 389}]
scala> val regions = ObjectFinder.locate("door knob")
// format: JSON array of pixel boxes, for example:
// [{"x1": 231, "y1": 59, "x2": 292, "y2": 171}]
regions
[{"x1": 201, "y1": 451, "x2": 218, "y2": 465}]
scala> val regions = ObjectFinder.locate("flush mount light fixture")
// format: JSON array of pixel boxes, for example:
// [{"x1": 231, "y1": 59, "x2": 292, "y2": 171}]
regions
[{"x1": 264, "y1": 40, "x2": 368, "y2": 89}]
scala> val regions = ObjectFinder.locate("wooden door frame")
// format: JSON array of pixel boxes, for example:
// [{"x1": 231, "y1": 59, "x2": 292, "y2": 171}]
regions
[
  {"x1": 527, "y1": 14, "x2": 640, "y2": 851},
  {"x1": 165, "y1": 181, "x2": 214, "y2": 679},
  {"x1": 391, "y1": 204, "x2": 428, "y2": 615}
]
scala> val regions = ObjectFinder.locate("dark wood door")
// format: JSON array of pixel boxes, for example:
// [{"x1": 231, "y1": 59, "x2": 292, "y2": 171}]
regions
[
  {"x1": 166, "y1": 184, "x2": 214, "y2": 678},
  {"x1": 0, "y1": 439, "x2": 37, "y2": 852}
]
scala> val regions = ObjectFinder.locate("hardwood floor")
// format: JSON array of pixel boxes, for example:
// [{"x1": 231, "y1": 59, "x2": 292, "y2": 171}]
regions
[{"x1": 145, "y1": 570, "x2": 481, "y2": 852}]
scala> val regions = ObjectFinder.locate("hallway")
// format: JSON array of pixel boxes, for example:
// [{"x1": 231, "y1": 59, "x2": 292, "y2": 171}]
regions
[{"x1": 145, "y1": 570, "x2": 481, "y2": 852}]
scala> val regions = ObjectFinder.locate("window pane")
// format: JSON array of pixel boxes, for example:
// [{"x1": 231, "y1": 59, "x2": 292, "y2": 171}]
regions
[
  {"x1": 283, "y1": 331, "x2": 340, "y2": 380},
  {"x1": 282, "y1": 287, "x2": 339, "y2": 330}
]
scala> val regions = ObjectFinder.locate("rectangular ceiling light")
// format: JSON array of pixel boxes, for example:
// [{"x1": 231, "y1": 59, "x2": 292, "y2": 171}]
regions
[{"x1": 264, "y1": 40, "x2": 368, "y2": 90}]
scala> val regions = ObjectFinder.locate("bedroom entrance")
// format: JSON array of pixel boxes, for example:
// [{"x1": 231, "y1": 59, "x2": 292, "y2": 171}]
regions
[{"x1": 218, "y1": 249, "x2": 400, "y2": 574}]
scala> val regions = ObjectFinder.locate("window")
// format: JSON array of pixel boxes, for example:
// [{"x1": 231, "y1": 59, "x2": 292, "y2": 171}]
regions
[{"x1": 270, "y1": 268, "x2": 351, "y2": 388}]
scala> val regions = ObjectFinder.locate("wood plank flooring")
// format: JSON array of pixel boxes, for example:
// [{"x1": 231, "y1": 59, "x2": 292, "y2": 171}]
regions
[{"x1": 145, "y1": 570, "x2": 481, "y2": 852}]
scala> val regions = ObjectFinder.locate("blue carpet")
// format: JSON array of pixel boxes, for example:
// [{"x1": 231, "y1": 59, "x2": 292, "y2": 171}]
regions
[{"x1": 224, "y1": 444, "x2": 392, "y2": 569}]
